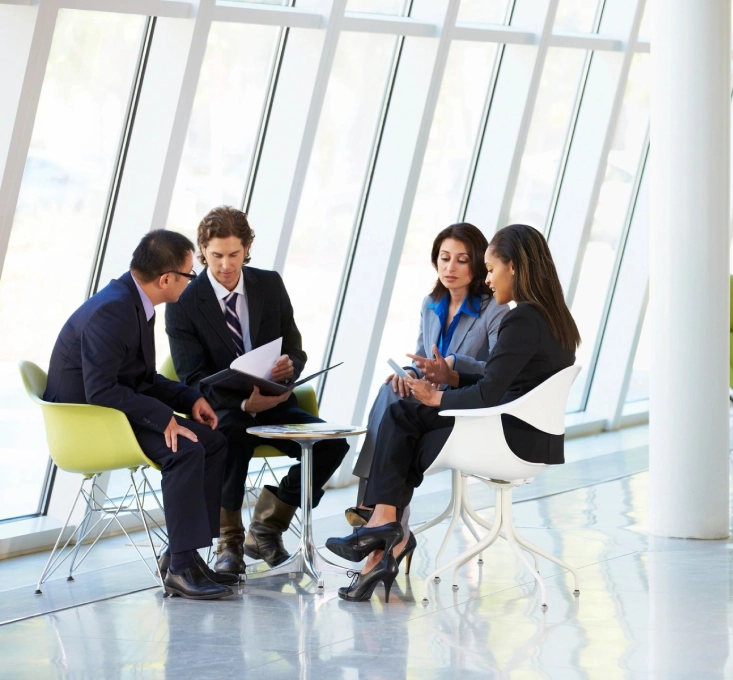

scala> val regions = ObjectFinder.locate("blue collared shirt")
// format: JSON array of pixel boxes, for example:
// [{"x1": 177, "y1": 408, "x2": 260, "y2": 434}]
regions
[
  {"x1": 131, "y1": 273, "x2": 155, "y2": 321},
  {"x1": 428, "y1": 294, "x2": 481, "y2": 357}
]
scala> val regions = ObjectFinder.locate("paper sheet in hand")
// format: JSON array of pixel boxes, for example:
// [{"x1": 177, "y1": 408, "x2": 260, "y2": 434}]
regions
[
  {"x1": 200, "y1": 336, "x2": 343, "y2": 396},
  {"x1": 230, "y1": 337, "x2": 281, "y2": 380}
]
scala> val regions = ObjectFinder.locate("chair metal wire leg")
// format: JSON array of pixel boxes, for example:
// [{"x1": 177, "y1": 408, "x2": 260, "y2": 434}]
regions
[
  {"x1": 35, "y1": 477, "x2": 88, "y2": 594},
  {"x1": 129, "y1": 470, "x2": 165, "y2": 588},
  {"x1": 66, "y1": 495, "x2": 94, "y2": 581}
]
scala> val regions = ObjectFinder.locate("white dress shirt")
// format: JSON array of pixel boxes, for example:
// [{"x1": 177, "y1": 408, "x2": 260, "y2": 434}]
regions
[{"x1": 206, "y1": 267, "x2": 252, "y2": 353}]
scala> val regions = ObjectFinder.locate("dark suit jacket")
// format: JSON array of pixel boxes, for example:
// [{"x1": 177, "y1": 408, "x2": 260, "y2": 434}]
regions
[
  {"x1": 44, "y1": 272, "x2": 201, "y2": 432},
  {"x1": 440, "y1": 303, "x2": 576, "y2": 464},
  {"x1": 165, "y1": 266, "x2": 307, "y2": 412}
]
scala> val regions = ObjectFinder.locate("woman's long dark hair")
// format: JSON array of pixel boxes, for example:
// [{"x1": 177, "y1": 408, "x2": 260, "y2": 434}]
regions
[
  {"x1": 429, "y1": 223, "x2": 492, "y2": 309},
  {"x1": 489, "y1": 224, "x2": 581, "y2": 350}
]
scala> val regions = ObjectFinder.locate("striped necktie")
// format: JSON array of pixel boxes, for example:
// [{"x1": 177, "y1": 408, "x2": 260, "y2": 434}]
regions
[{"x1": 224, "y1": 291, "x2": 245, "y2": 356}]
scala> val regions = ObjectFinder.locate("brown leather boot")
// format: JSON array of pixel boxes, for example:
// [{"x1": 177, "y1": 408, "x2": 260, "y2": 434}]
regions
[
  {"x1": 243, "y1": 487, "x2": 297, "y2": 567},
  {"x1": 214, "y1": 507, "x2": 247, "y2": 575}
]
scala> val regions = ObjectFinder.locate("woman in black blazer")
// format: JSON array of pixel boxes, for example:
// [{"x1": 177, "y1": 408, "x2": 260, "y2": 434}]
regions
[{"x1": 327, "y1": 224, "x2": 581, "y2": 602}]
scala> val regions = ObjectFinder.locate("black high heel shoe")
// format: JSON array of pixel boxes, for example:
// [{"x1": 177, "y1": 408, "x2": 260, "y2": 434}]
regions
[
  {"x1": 394, "y1": 531, "x2": 417, "y2": 575},
  {"x1": 326, "y1": 522, "x2": 403, "y2": 562},
  {"x1": 338, "y1": 554, "x2": 399, "y2": 603}
]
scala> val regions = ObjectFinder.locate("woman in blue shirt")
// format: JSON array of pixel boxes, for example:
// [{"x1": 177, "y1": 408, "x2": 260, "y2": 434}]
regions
[
  {"x1": 329, "y1": 224, "x2": 580, "y2": 603},
  {"x1": 346, "y1": 223, "x2": 508, "y2": 568}
]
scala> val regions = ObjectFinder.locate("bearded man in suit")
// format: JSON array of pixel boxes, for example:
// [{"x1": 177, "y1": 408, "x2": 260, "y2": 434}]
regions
[
  {"x1": 44, "y1": 230, "x2": 236, "y2": 600},
  {"x1": 165, "y1": 206, "x2": 348, "y2": 575}
]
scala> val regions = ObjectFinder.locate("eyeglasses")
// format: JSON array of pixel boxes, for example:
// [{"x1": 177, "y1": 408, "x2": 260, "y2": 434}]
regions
[{"x1": 163, "y1": 270, "x2": 198, "y2": 281}]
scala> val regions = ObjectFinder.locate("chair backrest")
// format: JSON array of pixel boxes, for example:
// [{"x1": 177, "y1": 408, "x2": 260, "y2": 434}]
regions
[
  {"x1": 18, "y1": 361, "x2": 158, "y2": 475},
  {"x1": 159, "y1": 355, "x2": 179, "y2": 382},
  {"x1": 429, "y1": 365, "x2": 581, "y2": 482},
  {"x1": 19, "y1": 360, "x2": 47, "y2": 402}
]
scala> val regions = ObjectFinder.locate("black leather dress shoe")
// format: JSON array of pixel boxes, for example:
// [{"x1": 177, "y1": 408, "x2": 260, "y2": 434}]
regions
[
  {"x1": 326, "y1": 522, "x2": 404, "y2": 562},
  {"x1": 158, "y1": 549, "x2": 239, "y2": 586},
  {"x1": 163, "y1": 562, "x2": 233, "y2": 600}
]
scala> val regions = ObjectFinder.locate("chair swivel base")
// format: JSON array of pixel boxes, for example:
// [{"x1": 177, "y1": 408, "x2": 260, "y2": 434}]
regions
[{"x1": 421, "y1": 479, "x2": 580, "y2": 611}]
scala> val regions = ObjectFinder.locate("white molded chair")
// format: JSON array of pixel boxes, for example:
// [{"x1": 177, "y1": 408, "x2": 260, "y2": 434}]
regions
[{"x1": 421, "y1": 365, "x2": 582, "y2": 611}]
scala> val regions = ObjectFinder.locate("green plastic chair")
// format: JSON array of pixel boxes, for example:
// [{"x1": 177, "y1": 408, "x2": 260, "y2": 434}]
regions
[
  {"x1": 19, "y1": 361, "x2": 166, "y2": 593},
  {"x1": 159, "y1": 355, "x2": 318, "y2": 527}
]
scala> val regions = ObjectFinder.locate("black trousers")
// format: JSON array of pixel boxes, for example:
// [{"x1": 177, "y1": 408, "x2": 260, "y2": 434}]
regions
[
  {"x1": 217, "y1": 397, "x2": 349, "y2": 511},
  {"x1": 132, "y1": 415, "x2": 227, "y2": 553},
  {"x1": 364, "y1": 400, "x2": 454, "y2": 513}
]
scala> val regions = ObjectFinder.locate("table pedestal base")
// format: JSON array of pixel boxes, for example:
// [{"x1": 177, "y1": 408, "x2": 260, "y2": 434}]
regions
[{"x1": 244, "y1": 438, "x2": 351, "y2": 587}]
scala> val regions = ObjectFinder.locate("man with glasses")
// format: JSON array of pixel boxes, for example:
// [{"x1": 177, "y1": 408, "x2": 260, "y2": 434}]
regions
[
  {"x1": 44, "y1": 230, "x2": 236, "y2": 600},
  {"x1": 165, "y1": 206, "x2": 348, "y2": 576}
]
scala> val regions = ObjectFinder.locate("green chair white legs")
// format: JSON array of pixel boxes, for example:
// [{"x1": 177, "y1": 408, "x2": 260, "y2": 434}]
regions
[{"x1": 19, "y1": 361, "x2": 167, "y2": 594}]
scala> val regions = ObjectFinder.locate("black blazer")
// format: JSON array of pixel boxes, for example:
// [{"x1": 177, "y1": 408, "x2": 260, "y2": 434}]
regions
[
  {"x1": 44, "y1": 272, "x2": 201, "y2": 433},
  {"x1": 440, "y1": 303, "x2": 576, "y2": 464},
  {"x1": 165, "y1": 266, "x2": 307, "y2": 412}
]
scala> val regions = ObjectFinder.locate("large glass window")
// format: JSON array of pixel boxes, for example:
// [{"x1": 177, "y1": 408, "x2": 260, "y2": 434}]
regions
[
  {"x1": 346, "y1": 0, "x2": 406, "y2": 14},
  {"x1": 281, "y1": 31, "x2": 397, "y2": 373},
  {"x1": 569, "y1": 53, "x2": 650, "y2": 411},
  {"x1": 166, "y1": 22, "x2": 282, "y2": 243},
  {"x1": 625, "y1": 308, "x2": 649, "y2": 403},
  {"x1": 554, "y1": 0, "x2": 600, "y2": 33},
  {"x1": 365, "y1": 40, "x2": 501, "y2": 407},
  {"x1": 0, "y1": 11, "x2": 145, "y2": 521},
  {"x1": 509, "y1": 47, "x2": 587, "y2": 228},
  {"x1": 457, "y1": 0, "x2": 508, "y2": 24}
]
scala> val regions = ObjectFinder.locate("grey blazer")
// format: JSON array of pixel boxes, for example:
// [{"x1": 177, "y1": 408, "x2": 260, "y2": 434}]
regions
[{"x1": 353, "y1": 294, "x2": 508, "y2": 480}]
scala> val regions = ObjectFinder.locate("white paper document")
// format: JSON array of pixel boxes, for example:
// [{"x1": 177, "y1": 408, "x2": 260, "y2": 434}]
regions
[{"x1": 230, "y1": 337, "x2": 282, "y2": 379}]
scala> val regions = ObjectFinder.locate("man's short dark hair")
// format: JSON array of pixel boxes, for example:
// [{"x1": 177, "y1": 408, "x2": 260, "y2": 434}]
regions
[
  {"x1": 130, "y1": 229, "x2": 195, "y2": 283},
  {"x1": 197, "y1": 206, "x2": 255, "y2": 266}
]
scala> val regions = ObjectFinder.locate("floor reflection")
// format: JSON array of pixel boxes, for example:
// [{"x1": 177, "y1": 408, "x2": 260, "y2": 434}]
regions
[{"x1": 1, "y1": 469, "x2": 733, "y2": 678}]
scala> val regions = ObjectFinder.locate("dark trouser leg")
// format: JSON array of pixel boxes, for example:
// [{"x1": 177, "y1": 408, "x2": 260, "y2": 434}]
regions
[
  {"x1": 253, "y1": 404, "x2": 349, "y2": 509},
  {"x1": 356, "y1": 477, "x2": 369, "y2": 507},
  {"x1": 132, "y1": 415, "x2": 227, "y2": 553},
  {"x1": 363, "y1": 400, "x2": 454, "y2": 514},
  {"x1": 216, "y1": 409, "x2": 260, "y2": 512}
]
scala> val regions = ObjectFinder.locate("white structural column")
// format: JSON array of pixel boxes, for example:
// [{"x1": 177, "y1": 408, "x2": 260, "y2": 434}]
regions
[{"x1": 649, "y1": 1, "x2": 730, "y2": 539}]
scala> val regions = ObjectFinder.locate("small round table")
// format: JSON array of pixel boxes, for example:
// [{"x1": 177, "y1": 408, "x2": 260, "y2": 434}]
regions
[{"x1": 245, "y1": 425, "x2": 366, "y2": 589}]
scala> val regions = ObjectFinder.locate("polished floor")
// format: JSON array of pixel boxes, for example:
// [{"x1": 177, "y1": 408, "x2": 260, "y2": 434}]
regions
[{"x1": 1, "y1": 427, "x2": 732, "y2": 679}]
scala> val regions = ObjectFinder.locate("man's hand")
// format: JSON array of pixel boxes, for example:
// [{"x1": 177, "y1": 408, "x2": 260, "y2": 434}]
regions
[
  {"x1": 245, "y1": 385, "x2": 293, "y2": 414},
  {"x1": 164, "y1": 416, "x2": 199, "y2": 453},
  {"x1": 384, "y1": 369, "x2": 417, "y2": 398},
  {"x1": 192, "y1": 397, "x2": 218, "y2": 430},
  {"x1": 407, "y1": 345, "x2": 458, "y2": 387},
  {"x1": 404, "y1": 377, "x2": 443, "y2": 408},
  {"x1": 271, "y1": 354, "x2": 295, "y2": 382}
]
